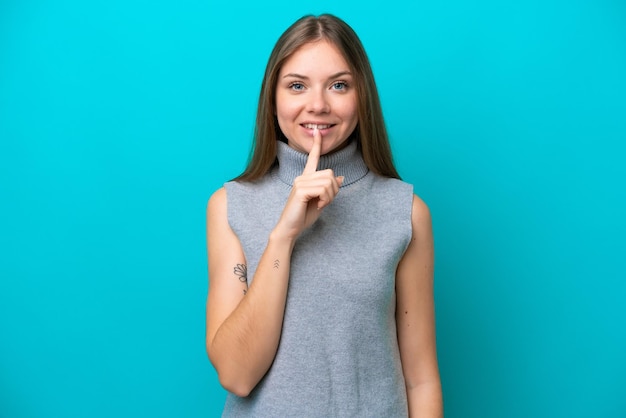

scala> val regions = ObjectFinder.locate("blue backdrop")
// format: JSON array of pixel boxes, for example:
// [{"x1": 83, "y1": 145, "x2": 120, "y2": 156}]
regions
[{"x1": 1, "y1": 0, "x2": 624, "y2": 417}]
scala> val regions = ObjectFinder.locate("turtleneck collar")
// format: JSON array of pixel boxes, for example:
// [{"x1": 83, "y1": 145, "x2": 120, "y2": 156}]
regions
[{"x1": 275, "y1": 140, "x2": 369, "y2": 187}]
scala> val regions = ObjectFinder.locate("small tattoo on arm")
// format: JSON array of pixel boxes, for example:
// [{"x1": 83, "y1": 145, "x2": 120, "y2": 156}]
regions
[
  {"x1": 234, "y1": 264, "x2": 247, "y2": 282},
  {"x1": 234, "y1": 264, "x2": 248, "y2": 296},
  {"x1": 273, "y1": 259, "x2": 280, "y2": 269}
]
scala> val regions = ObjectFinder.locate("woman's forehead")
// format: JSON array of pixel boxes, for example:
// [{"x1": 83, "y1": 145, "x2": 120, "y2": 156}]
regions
[{"x1": 279, "y1": 41, "x2": 351, "y2": 77}]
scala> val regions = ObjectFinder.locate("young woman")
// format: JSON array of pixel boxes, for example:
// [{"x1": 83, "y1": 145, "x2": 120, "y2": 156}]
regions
[{"x1": 206, "y1": 14, "x2": 442, "y2": 417}]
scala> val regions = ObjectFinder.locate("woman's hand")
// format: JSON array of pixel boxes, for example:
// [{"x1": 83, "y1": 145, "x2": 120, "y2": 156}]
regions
[{"x1": 274, "y1": 127, "x2": 344, "y2": 240}]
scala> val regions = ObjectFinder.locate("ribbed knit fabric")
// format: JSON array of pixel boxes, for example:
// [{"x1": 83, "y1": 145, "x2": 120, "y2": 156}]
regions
[
  {"x1": 222, "y1": 140, "x2": 414, "y2": 417},
  {"x1": 274, "y1": 139, "x2": 369, "y2": 187}
]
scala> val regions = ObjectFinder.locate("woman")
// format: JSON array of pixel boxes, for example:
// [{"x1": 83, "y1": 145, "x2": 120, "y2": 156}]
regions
[{"x1": 206, "y1": 14, "x2": 442, "y2": 417}]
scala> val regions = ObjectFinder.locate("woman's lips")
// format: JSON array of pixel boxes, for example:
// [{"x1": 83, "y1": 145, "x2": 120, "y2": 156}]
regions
[
  {"x1": 301, "y1": 123, "x2": 333, "y2": 129},
  {"x1": 300, "y1": 123, "x2": 336, "y2": 135}
]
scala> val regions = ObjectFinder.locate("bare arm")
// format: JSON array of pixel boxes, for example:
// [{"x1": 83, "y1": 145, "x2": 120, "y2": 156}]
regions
[
  {"x1": 206, "y1": 190, "x2": 295, "y2": 397},
  {"x1": 396, "y1": 195, "x2": 443, "y2": 417},
  {"x1": 206, "y1": 128, "x2": 342, "y2": 396}
]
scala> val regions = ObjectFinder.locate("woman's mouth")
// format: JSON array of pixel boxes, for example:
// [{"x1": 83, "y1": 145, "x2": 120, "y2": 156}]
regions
[
  {"x1": 301, "y1": 123, "x2": 336, "y2": 136},
  {"x1": 301, "y1": 123, "x2": 335, "y2": 130}
]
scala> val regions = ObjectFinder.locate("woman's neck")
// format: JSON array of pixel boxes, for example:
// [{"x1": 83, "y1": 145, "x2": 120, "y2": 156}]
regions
[{"x1": 275, "y1": 140, "x2": 369, "y2": 187}]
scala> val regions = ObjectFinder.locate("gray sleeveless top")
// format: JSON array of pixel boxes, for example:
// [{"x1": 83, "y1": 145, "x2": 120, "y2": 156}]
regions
[{"x1": 222, "y1": 140, "x2": 414, "y2": 417}]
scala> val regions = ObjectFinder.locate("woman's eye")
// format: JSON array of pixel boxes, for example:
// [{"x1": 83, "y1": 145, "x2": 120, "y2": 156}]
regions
[
  {"x1": 332, "y1": 81, "x2": 348, "y2": 90},
  {"x1": 289, "y1": 82, "x2": 305, "y2": 91}
]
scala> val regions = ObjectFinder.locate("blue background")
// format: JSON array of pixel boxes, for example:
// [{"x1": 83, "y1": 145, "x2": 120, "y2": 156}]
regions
[{"x1": 1, "y1": 0, "x2": 624, "y2": 417}]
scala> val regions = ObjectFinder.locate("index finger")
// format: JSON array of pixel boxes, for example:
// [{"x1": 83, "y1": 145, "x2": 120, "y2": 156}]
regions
[{"x1": 303, "y1": 127, "x2": 322, "y2": 174}]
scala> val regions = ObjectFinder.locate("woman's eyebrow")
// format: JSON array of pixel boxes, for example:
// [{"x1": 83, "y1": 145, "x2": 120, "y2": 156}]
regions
[{"x1": 282, "y1": 71, "x2": 353, "y2": 80}]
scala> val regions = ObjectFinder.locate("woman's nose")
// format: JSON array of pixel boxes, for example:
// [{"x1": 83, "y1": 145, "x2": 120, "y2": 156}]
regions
[{"x1": 306, "y1": 89, "x2": 330, "y2": 114}]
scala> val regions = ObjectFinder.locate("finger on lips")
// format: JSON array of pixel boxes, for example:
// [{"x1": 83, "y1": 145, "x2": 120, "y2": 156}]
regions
[
  {"x1": 303, "y1": 127, "x2": 322, "y2": 175},
  {"x1": 299, "y1": 127, "x2": 343, "y2": 209}
]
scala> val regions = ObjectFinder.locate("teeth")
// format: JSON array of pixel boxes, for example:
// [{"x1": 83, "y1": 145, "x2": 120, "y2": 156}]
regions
[{"x1": 303, "y1": 124, "x2": 332, "y2": 129}]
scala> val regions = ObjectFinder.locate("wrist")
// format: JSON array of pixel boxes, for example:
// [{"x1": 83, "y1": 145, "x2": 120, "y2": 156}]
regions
[{"x1": 268, "y1": 227, "x2": 298, "y2": 250}]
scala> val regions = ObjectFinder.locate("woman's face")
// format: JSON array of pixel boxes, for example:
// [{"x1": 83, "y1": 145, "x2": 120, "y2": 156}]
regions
[{"x1": 275, "y1": 40, "x2": 358, "y2": 155}]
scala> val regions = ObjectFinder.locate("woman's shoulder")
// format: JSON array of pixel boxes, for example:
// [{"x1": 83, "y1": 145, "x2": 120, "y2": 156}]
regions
[
  {"x1": 207, "y1": 182, "x2": 251, "y2": 210},
  {"x1": 207, "y1": 187, "x2": 227, "y2": 215},
  {"x1": 410, "y1": 193, "x2": 431, "y2": 225},
  {"x1": 368, "y1": 174, "x2": 430, "y2": 219},
  {"x1": 368, "y1": 173, "x2": 414, "y2": 197},
  {"x1": 369, "y1": 172, "x2": 412, "y2": 186}
]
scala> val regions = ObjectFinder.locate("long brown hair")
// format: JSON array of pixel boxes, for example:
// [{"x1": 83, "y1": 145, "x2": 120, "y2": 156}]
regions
[{"x1": 235, "y1": 14, "x2": 400, "y2": 181}]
